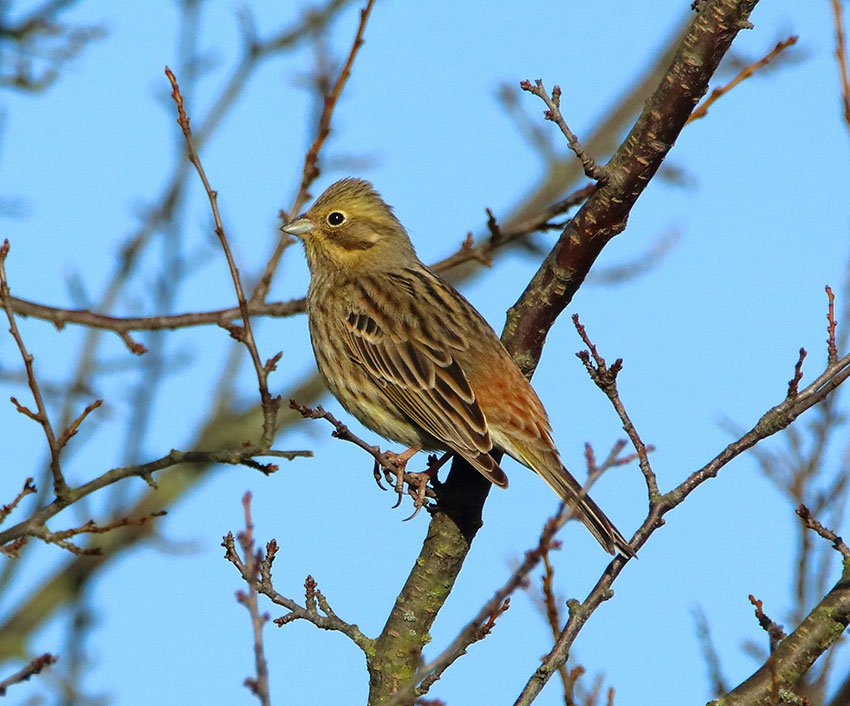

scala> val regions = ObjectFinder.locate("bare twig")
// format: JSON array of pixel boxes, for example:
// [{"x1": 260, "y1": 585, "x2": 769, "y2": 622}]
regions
[
  {"x1": 228, "y1": 493, "x2": 272, "y2": 706},
  {"x1": 787, "y1": 348, "x2": 807, "y2": 398},
  {"x1": 573, "y1": 314, "x2": 657, "y2": 500},
  {"x1": 797, "y1": 504, "x2": 850, "y2": 559},
  {"x1": 827, "y1": 285, "x2": 838, "y2": 365},
  {"x1": 540, "y1": 549, "x2": 571, "y2": 702},
  {"x1": 520, "y1": 79, "x2": 607, "y2": 181},
  {"x1": 0, "y1": 445, "x2": 310, "y2": 552},
  {"x1": 710, "y1": 564, "x2": 850, "y2": 705},
  {"x1": 384, "y1": 431, "x2": 632, "y2": 705},
  {"x1": 749, "y1": 594, "x2": 787, "y2": 649},
  {"x1": 289, "y1": 0, "x2": 376, "y2": 214},
  {"x1": 165, "y1": 67, "x2": 281, "y2": 447},
  {"x1": 0, "y1": 0, "x2": 356, "y2": 657},
  {"x1": 27, "y1": 511, "x2": 167, "y2": 556},
  {"x1": 0, "y1": 478, "x2": 36, "y2": 525},
  {"x1": 223, "y1": 518, "x2": 373, "y2": 653},
  {"x1": 687, "y1": 36, "x2": 798, "y2": 123},
  {"x1": 0, "y1": 653, "x2": 57, "y2": 696},
  {"x1": 431, "y1": 184, "x2": 598, "y2": 274},
  {"x1": 830, "y1": 0, "x2": 850, "y2": 129},
  {"x1": 497, "y1": 82, "x2": 557, "y2": 161},
  {"x1": 748, "y1": 594, "x2": 787, "y2": 704},
  {"x1": 255, "y1": 0, "x2": 376, "y2": 302},
  {"x1": 0, "y1": 240, "x2": 69, "y2": 498},
  {"x1": 7, "y1": 178, "x2": 595, "y2": 342},
  {"x1": 8, "y1": 294, "x2": 306, "y2": 339}
]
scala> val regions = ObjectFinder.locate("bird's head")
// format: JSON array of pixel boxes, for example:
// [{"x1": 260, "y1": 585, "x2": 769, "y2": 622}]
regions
[{"x1": 281, "y1": 178, "x2": 417, "y2": 274}]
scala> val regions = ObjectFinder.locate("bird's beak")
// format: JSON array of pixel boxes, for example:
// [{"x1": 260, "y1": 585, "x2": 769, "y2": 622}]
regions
[{"x1": 280, "y1": 215, "x2": 314, "y2": 237}]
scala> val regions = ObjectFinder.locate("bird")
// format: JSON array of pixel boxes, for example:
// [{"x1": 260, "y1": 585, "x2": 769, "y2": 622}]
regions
[{"x1": 282, "y1": 178, "x2": 633, "y2": 557}]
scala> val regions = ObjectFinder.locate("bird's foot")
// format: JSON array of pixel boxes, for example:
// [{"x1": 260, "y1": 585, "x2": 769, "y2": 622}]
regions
[
  {"x1": 399, "y1": 452, "x2": 453, "y2": 521},
  {"x1": 374, "y1": 448, "x2": 453, "y2": 519},
  {"x1": 381, "y1": 445, "x2": 422, "y2": 508}
]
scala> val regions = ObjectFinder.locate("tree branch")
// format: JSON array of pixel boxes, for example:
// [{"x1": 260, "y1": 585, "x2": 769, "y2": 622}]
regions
[
  {"x1": 0, "y1": 653, "x2": 57, "y2": 696},
  {"x1": 224, "y1": 508, "x2": 374, "y2": 655},
  {"x1": 710, "y1": 565, "x2": 850, "y2": 705},
  {"x1": 367, "y1": 2, "x2": 764, "y2": 704}
]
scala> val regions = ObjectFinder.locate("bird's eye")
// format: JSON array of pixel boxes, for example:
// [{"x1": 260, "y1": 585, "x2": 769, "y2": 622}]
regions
[{"x1": 327, "y1": 211, "x2": 346, "y2": 226}]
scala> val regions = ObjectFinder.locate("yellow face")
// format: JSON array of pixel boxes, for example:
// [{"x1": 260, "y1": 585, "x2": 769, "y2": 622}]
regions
[{"x1": 282, "y1": 178, "x2": 416, "y2": 272}]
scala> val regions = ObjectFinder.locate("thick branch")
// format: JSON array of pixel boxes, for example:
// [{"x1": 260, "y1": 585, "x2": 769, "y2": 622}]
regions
[{"x1": 710, "y1": 565, "x2": 850, "y2": 706}]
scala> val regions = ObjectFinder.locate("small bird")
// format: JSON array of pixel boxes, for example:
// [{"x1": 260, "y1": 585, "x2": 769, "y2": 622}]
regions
[{"x1": 282, "y1": 178, "x2": 633, "y2": 557}]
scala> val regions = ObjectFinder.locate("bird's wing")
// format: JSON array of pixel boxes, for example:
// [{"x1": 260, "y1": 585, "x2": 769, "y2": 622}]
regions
[{"x1": 340, "y1": 292, "x2": 507, "y2": 488}]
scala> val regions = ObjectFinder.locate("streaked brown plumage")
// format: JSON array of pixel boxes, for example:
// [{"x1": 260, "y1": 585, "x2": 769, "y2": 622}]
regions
[{"x1": 283, "y1": 178, "x2": 633, "y2": 556}]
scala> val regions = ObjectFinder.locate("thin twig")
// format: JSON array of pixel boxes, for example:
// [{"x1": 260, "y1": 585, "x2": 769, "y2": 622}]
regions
[
  {"x1": 382, "y1": 509, "x2": 569, "y2": 706},
  {"x1": 9, "y1": 295, "x2": 306, "y2": 340},
  {"x1": 787, "y1": 348, "x2": 807, "y2": 398},
  {"x1": 254, "y1": 0, "x2": 376, "y2": 302},
  {"x1": 431, "y1": 184, "x2": 597, "y2": 273},
  {"x1": 749, "y1": 594, "x2": 787, "y2": 650},
  {"x1": 520, "y1": 79, "x2": 607, "y2": 181},
  {"x1": 27, "y1": 510, "x2": 167, "y2": 556},
  {"x1": 8, "y1": 181, "x2": 595, "y2": 340},
  {"x1": 827, "y1": 285, "x2": 838, "y2": 365},
  {"x1": 573, "y1": 314, "x2": 658, "y2": 500},
  {"x1": 289, "y1": 400, "x2": 439, "y2": 509},
  {"x1": 748, "y1": 594, "x2": 786, "y2": 703},
  {"x1": 0, "y1": 446, "x2": 310, "y2": 552},
  {"x1": 0, "y1": 653, "x2": 57, "y2": 696},
  {"x1": 0, "y1": 240, "x2": 69, "y2": 498},
  {"x1": 797, "y1": 504, "x2": 850, "y2": 559},
  {"x1": 223, "y1": 524, "x2": 373, "y2": 653},
  {"x1": 230, "y1": 493, "x2": 272, "y2": 706},
  {"x1": 830, "y1": 0, "x2": 850, "y2": 129},
  {"x1": 540, "y1": 549, "x2": 571, "y2": 702},
  {"x1": 0, "y1": 478, "x2": 36, "y2": 525},
  {"x1": 687, "y1": 36, "x2": 798, "y2": 124},
  {"x1": 165, "y1": 67, "x2": 282, "y2": 447}
]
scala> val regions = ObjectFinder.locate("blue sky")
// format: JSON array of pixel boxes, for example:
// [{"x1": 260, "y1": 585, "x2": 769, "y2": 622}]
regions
[{"x1": 2, "y1": 1, "x2": 850, "y2": 704}]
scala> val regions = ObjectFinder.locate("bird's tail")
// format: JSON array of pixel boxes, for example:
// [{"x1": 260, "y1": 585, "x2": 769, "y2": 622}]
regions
[{"x1": 538, "y1": 463, "x2": 635, "y2": 558}]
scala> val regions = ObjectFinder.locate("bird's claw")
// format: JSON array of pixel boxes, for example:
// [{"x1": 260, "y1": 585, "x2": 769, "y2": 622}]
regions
[
  {"x1": 401, "y1": 471, "x2": 434, "y2": 521},
  {"x1": 370, "y1": 448, "x2": 451, "y2": 518},
  {"x1": 381, "y1": 447, "x2": 417, "y2": 509},
  {"x1": 372, "y1": 458, "x2": 387, "y2": 490}
]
